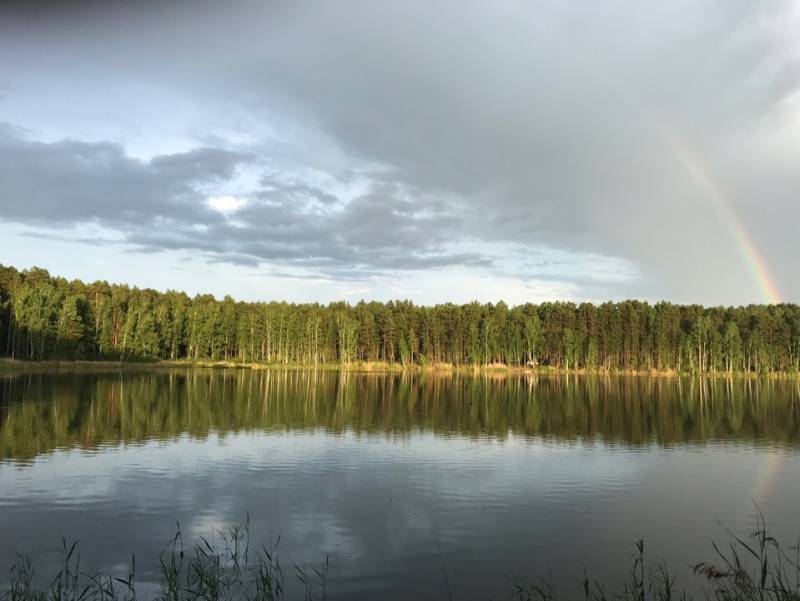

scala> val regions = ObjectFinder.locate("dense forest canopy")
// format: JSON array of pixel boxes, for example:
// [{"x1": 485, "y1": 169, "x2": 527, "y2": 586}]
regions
[{"x1": 1, "y1": 264, "x2": 799, "y2": 373}]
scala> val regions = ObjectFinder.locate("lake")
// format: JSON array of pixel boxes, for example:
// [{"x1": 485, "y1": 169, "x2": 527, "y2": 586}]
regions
[{"x1": 1, "y1": 369, "x2": 799, "y2": 600}]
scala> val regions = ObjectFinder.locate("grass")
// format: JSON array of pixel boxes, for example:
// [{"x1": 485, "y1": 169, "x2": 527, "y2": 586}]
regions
[
  {"x1": 1, "y1": 519, "x2": 328, "y2": 601},
  {"x1": 3, "y1": 356, "x2": 800, "y2": 380},
  {"x1": 2, "y1": 515, "x2": 799, "y2": 601}
]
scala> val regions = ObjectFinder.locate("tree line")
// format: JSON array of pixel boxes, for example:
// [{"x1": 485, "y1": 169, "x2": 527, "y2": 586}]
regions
[{"x1": 1, "y1": 263, "x2": 799, "y2": 373}]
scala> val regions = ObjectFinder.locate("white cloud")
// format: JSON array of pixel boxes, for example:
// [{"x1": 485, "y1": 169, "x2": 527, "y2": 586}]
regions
[{"x1": 207, "y1": 195, "x2": 247, "y2": 216}]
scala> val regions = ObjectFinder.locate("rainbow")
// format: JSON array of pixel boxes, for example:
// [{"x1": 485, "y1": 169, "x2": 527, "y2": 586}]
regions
[
  {"x1": 752, "y1": 450, "x2": 785, "y2": 506},
  {"x1": 560, "y1": 50, "x2": 783, "y2": 304},
  {"x1": 661, "y1": 134, "x2": 782, "y2": 305},
  {"x1": 555, "y1": 53, "x2": 786, "y2": 510}
]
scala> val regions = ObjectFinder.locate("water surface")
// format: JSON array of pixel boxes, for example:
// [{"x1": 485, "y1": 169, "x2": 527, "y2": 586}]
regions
[{"x1": 1, "y1": 370, "x2": 799, "y2": 599}]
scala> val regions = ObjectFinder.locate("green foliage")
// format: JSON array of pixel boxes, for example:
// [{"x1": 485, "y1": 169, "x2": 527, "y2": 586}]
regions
[{"x1": 1, "y1": 263, "x2": 799, "y2": 373}]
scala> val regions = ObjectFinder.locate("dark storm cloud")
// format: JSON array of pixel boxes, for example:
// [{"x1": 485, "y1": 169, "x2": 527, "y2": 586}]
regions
[
  {"x1": 150, "y1": 148, "x2": 250, "y2": 181},
  {"x1": 0, "y1": 124, "x2": 247, "y2": 225},
  {"x1": 0, "y1": 125, "x2": 486, "y2": 275},
  {"x1": 257, "y1": 179, "x2": 340, "y2": 206},
  {"x1": 124, "y1": 187, "x2": 488, "y2": 275},
  {"x1": 1, "y1": 0, "x2": 799, "y2": 301}
]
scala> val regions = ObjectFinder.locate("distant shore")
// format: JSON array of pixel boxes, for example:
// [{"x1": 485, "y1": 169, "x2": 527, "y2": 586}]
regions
[{"x1": 1, "y1": 356, "x2": 798, "y2": 379}]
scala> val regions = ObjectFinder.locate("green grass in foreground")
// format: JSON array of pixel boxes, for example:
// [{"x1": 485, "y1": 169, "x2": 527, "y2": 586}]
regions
[{"x1": 2, "y1": 515, "x2": 799, "y2": 601}]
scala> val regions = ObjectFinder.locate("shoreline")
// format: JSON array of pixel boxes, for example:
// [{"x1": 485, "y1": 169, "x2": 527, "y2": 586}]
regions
[{"x1": 1, "y1": 357, "x2": 797, "y2": 379}]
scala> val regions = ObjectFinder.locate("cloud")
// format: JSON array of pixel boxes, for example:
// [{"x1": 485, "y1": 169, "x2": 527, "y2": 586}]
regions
[
  {"x1": 0, "y1": 124, "x2": 250, "y2": 226},
  {"x1": 0, "y1": 125, "x2": 498, "y2": 280},
  {"x1": 207, "y1": 196, "x2": 247, "y2": 216},
  {"x1": 1, "y1": 0, "x2": 799, "y2": 303}
]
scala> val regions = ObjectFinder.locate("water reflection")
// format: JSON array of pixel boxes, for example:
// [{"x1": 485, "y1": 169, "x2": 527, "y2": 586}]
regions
[
  {"x1": 1, "y1": 370, "x2": 799, "y2": 601},
  {"x1": 2, "y1": 370, "x2": 800, "y2": 461}
]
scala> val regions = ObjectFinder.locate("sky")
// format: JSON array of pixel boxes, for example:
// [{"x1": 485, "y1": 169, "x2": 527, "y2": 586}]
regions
[{"x1": 0, "y1": 0, "x2": 798, "y2": 306}]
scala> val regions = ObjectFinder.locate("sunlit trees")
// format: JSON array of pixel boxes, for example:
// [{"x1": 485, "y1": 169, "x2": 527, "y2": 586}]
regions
[
  {"x1": 520, "y1": 304, "x2": 541, "y2": 366},
  {"x1": 56, "y1": 296, "x2": 85, "y2": 358},
  {"x1": 723, "y1": 321, "x2": 743, "y2": 374},
  {"x1": 1, "y1": 262, "x2": 799, "y2": 374},
  {"x1": 9, "y1": 282, "x2": 62, "y2": 360}
]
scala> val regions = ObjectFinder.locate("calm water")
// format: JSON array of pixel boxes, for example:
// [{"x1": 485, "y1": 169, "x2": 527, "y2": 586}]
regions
[{"x1": 1, "y1": 370, "x2": 799, "y2": 599}]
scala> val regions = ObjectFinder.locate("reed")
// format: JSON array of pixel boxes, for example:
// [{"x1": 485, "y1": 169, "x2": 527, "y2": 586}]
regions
[{"x1": 2, "y1": 514, "x2": 798, "y2": 601}]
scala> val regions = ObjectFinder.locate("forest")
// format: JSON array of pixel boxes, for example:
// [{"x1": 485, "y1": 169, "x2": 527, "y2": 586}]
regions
[{"x1": 1, "y1": 263, "x2": 799, "y2": 373}]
